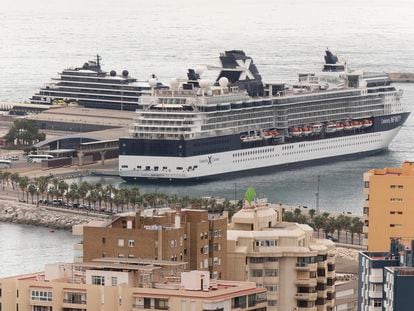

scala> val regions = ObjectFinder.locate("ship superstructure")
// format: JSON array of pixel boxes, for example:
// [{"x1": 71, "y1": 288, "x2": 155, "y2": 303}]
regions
[
  {"x1": 31, "y1": 55, "x2": 163, "y2": 110},
  {"x1": 119, "y1": 50, "x2": 409, "y2": 181}
]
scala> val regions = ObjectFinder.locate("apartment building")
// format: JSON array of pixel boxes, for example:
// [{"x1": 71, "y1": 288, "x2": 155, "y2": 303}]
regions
[
  {"x1": 363, "y1": 161, "x2": 414, "y2": 252},
  {"x1": 80, "y1": 208, "x2": 227, "y2": 279},
  {"x1": 0, "y1": 258, "x2": 267, "y2": 311},
  {"x1": 226, "y1": 199, "x2": 336, "y2": 311},
  {"x1": 358, "y1": 239, "x2": 414, "y2": 311}
]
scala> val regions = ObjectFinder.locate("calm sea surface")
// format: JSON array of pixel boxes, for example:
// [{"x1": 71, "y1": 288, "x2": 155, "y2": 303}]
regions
[{"x1": 0, "y1": 0, "x2": 413, "y2": 276}]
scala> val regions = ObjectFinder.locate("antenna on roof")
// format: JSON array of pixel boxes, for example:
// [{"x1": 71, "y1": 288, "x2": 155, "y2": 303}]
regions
[{"x1": 96, "y1": 54, "x2": 102, "y2": 68}]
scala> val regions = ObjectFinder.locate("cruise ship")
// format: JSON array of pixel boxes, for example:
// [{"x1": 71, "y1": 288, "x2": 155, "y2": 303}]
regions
[
  {"x1": 30, "y1": 55, "x2": 163, "y2": 111},
  {"x1": 119, "y1": 50, "x2": 410, "y2": 181}
]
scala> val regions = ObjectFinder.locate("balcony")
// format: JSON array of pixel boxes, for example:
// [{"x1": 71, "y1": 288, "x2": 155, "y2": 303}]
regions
[
  {"x1": 63, "y1": 298, "x2": 87, "y2": 304},
  {"x1": 297, "y1": 306, "x2": 317, "y2": 311},
  {"x1": 295, "y1": 263, "x2": 317, "y2": 271},
  {"x1": 295, "y1": 292, "x2": 317, "y2": 301},
  {"x1": 317, "y1": 290, "x2": 327, "y2": 298},
  {"x1": 296, "y1": 279, "x2": 317, "y2": 287},
  {"x1": 316, "y1": 276, "x2": 327, "y2": 283},
  {"x1": 363, "y1": 226, "x2": 369, "y2": 234},
  {"x1": 368, "y1": 307, "x2": 382, "y2": 311},
  {"x1": 369, "y1": 275, "x2": 383, "y2": 283},
  {"x1": 317, "y1": 261, "x2": 327, "y2": 269},
  {"x1": 368, "y1": 290, "x2": 383, "y2": 299},
  {"x1": 132, "y1": 305, "x2": 169, "y2": 311}
]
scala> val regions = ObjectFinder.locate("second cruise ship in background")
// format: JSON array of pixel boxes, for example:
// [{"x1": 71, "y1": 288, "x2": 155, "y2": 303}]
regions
[
  {"x1": 30, "y1": 55, "x2": 163, "y2": 111},
  {"x1": 119, "y1": 50, "x2": 410, "y2": 181}
]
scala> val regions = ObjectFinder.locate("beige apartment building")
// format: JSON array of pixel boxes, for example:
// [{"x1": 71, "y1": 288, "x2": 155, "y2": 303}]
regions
[
  {"x1": 363, "y1": 161, "x2": 414, "y2": 251},
  {"x1": 0, "y1": 258, "x2": 267, "y2": 311},
  {"x1": 226, "y1": 199, "x2": 336, "y2": 311},
  {"x1": 80, "y1": 208, "x2": 227, "y2": 279}
]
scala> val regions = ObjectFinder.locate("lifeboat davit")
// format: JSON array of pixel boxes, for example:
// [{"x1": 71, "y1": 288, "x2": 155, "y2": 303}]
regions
[
  {"x1": 290, "y1": 127, "x2": 302, "y2": 137},
  {"x1": 312, "y1": 124, "x2": 323, "y2": 134},
  {"x1": 325, "y1": 122, "x2": 337, "y2": 133},
  {"x1": 362, "y1": 119, "x2": 373, "y2": 128},
  {"x1": 302, "y1": 126, "x2": 312, "y2": 136}
]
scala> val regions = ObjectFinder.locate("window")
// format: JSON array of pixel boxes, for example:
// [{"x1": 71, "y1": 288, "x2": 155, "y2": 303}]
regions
[
  {"x1": 111, "y1": 277, "x2": 117, "y2": 286},
  {"x1": 250, "y1": 257, "x2": 265, "y2": 264},
  {"x1": 118, "y1": 239, "x2": 124, "y2": 247},
  {"x1": 155, "y1": 298, "x2": 169, "y2": 310},
  {"x1": 128, "y1": 240, "x2": 135, "y2": 247},
  {"x1": 102, "y1": 237, "x2": 106, "y2": 244},
  {"x1": 251, "y1": 269, "x2": 263, "y2": 277},
  {"x1": 364, "y1": 181, "x2": 370, "y2": 188},
  {"x1": 91, "y1": 275, "x2": 105, "y2": 285},
  {"x1": 31, "y1": 290, "x2": 52, "y2": 301},
  {"x1": 264, "y1": 269, "x2": 278, "y2": 277},
  {"x1": 265, "y1": 285, "x2": 278, "y2": 292}
]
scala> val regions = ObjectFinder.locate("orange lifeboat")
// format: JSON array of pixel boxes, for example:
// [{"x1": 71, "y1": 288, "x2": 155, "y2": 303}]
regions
[
  {"x1": 290, "y1": 127, "x2": 302, "y2": 137},
  {"x1": 352, "y1": 120, "x2": 363, "y2": 129},
  {"x1": 336, "y1": 122, "x2": 344, "y2": 131},
  {"x1": 362, "y1": 119, "x2": 373, "y2": 128},
  {"x1": 302, "y1": 126, "x2": 312, "y2": 136}
]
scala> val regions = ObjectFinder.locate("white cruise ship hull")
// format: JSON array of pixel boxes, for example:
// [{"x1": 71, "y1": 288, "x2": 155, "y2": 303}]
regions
[{"x1": 119, "y1": 126, "x2": 402, "y2": 181}]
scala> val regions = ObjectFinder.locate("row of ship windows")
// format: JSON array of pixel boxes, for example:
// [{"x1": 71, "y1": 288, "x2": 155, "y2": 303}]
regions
[
  {"x1": 120, "y1": 165, "x2": 199, "y2": 172},
  {"x1": 233, "y1": 133, "x2": 382, "y2": 157},
  {"x1": 232, "y1": 139, "x2": 382, "y2": 163},
  {"x1": 233, "y1": 148, "x2": 276, "y2": 157}
]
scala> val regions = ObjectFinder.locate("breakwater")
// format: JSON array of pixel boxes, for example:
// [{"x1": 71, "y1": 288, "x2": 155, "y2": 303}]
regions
[{"x1": 0, "y1": 198, "x2": 109, "y2": 230}]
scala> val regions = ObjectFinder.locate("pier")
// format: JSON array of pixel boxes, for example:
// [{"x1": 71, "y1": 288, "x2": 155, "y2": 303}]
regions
[{"x1": 388, "y1": 72, "x2": 414, "y2": 83}]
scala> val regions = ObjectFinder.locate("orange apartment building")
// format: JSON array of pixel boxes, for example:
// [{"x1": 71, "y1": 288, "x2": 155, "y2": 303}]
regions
[
  {"x1": 81, "y1": 208, "x2": 228, "y2": 279},
  {"x1": 363, "y1": 161, "x2": 414, "y2": 251}
]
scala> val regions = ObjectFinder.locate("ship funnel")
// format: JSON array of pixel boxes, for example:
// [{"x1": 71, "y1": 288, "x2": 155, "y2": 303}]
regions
[{"x1": 216, "y1": 50, "x2": 263, "y2": 97}]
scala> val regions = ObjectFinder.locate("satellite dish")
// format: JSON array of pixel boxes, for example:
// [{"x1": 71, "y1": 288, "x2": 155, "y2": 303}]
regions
[
  {"x1": 199, "y1": 79, "x2": 211, "y2": 89},
  {"x1": 195, "y1": 65, "x2": 206, "y2": 76},
  {"x1": 170, "y1": 78, "x2": 179, "y2": 89},
  {"x1": 148, "y1": 78, "x2": 158, "y2": 88},
  {"x1": 218, "y1": 77, "x2": 229, "y2": 87}
]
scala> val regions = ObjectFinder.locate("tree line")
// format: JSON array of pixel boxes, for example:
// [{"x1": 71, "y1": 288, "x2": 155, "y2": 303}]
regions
[
  {"x1": 0, "y1": 172, "x2": 238, "y2": 215},
  {"x1": 283, "y1": 208, "x2": 364, "y2": 244}
]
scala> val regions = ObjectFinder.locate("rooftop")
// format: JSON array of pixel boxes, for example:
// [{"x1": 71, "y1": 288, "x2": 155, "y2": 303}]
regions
[{"x1": 367, "y1": 161, "x2": 414, "y2": 176}]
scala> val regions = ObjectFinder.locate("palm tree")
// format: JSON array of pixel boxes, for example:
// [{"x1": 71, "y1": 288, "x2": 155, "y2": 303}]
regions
[
  {"x1": 325, "y1": 217, "x2": 337, "y2": 238},
  {"x1": 95, "y1": 183, "x2": 104, "y2": 210},
  {"x1": 78, "y1": 181, "x2": 90, "y2": 207},
  {"x1": 120, "y1": 188, "x2": 130, "y2": 211},
  {"x1": 87, "y1": 190, "x2": 98, "y2": 211},
  {"x1": 10, "y1": 172, "x2": 19, "y2": 190},
  {"x1": 39, "y1": 176, "x2": 51, "y2": 202},
  {"x1": 104, "y1": 185, "x2": 114, "y2": 214},
  {"x1": 28, "y1": 183, "x2": 37, "y2": 204},
  {"x1": 113, "y1": 191, "x2": 123, "y2": 213},
  {"x1": 312, "y1": 214, "x2": 325, "y2": 238},
  {"x1": 2, "y1": 171, "x2": 11, "y2": 190},
  {"x1": 18, "y1": 176, "x2": 29, "y2": 202},
  {"x1": 48, "y1": 186, "x2": 57, "y2": 201},
  {"x1": 57, "y1": 180, "x2": 69, "y2": 203},
  {"x1": 309, "y1": 209, "x2": 316, "y2": 219},
  {"x1": 342, "y1": 216, "x2": 352, "y2": 243},
  {"x1": 350, "y1": 217, "x2": 364, "y2": 245},
  {"x1": 335, "y1": 214, "x2": 347, "y2": 241}
]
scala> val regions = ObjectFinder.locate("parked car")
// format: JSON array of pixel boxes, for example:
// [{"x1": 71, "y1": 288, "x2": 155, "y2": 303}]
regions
[{"x1": 327, "y1": 235, "x2": 338, "y2": 242}]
